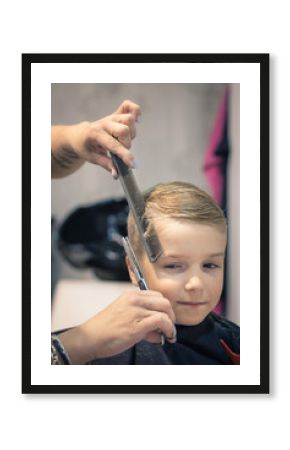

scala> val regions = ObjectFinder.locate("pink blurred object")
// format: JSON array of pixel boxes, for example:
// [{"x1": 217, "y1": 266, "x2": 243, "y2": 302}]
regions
[
  {"x1": 203, "y1": 88, "x2": 229, "y2": 316},
  {"x1": 203, "y1": 89, "x2": 228, "y2": 204}
]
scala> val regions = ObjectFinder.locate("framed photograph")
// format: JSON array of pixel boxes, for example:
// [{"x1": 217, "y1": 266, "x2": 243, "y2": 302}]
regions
[{"x1": 22, "y1": 53, "x2": 269, "y2": 394}]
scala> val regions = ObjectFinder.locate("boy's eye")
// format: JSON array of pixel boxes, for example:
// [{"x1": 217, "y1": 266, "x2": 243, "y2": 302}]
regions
[
  {"x1": 163, "y1": 264, "x2": 183, "y2": 270},
  {"x1": 203, "y1": 263, "x2": 219, "y2": 269}
]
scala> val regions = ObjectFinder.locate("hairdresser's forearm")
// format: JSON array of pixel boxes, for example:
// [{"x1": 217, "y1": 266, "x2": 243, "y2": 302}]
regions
[{"x1": 51, "y1": 125, "x2": 85, "y2": 178}]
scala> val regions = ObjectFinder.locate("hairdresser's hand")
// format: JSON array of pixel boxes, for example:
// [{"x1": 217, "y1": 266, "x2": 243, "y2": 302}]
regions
[
  {"x1": 51, "y1": 99, "x2": 141, "y2": 179},
  {"x1": 59, "y1": 290, "x2": 176, "y2": 364}
]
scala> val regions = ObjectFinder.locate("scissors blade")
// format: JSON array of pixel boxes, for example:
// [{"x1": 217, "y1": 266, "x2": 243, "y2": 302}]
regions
[{"x1": 122, "y1": 237, "x2": 148, "y2": 290}]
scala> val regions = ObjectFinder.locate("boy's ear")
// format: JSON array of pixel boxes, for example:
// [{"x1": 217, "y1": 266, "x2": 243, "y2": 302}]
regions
[{"x1": 125, "y1": 256, "x2": 139, "y2": 287}]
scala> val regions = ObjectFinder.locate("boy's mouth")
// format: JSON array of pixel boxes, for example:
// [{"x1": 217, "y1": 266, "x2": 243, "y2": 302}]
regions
[{"x1": 176, "y1": 301, "x2": 207, "y2": 309}]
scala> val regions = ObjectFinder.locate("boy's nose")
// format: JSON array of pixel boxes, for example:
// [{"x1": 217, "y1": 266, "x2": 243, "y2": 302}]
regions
[{"x1": 185, "y1": 274, "x2": 204, "y2": 291}]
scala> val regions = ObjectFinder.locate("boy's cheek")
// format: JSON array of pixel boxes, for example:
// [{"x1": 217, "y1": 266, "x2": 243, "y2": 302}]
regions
[
  {"x1": 143, "y1": 264, "x2": 180, "y2": 301},
  {"x1": 153, "y1": 280, "x2": 179, "y2": 303}
]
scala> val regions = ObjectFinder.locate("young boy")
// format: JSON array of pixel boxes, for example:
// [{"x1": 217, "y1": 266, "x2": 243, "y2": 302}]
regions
[{"x1": 88, "y1": 181, "x2": 240, "y2": 365}]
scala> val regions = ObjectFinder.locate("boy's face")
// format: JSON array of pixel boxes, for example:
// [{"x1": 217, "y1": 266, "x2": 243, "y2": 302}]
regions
[{"x1": 127, "y1": 219, "x2": 227, "y2": 326}]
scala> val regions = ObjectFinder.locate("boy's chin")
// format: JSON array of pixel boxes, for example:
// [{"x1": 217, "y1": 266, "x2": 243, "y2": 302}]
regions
[{"x1": 176, "y1": 313, "x2": 209, "y2": 327}]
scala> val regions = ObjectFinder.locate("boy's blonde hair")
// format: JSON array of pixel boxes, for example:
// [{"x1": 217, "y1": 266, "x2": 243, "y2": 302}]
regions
[{"x1": 127, "y1": 181, "x2": 227, "y2": 257}]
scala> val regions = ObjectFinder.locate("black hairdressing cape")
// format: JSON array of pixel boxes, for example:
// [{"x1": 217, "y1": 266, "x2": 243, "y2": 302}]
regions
[{"x1": 87, "y1": 312, "x2": 240, "y2": 365}]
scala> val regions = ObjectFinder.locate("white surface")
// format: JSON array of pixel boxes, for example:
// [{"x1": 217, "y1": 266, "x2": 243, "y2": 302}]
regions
[
  {"x1": 2, "y1": 3, "x2": 287, "y2": 450},
  {"x1": 31, "y1": 60, "x2": 260, "y2": 389},
  {"x1": 51, "y1": 279, "x2": 134, "y2": 331}
]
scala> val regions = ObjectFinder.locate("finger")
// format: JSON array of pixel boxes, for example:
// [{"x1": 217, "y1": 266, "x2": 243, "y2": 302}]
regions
[
  {"x1": 88, "y1": 151, "x2": 114, "y2": 173},
  {"x1": 92, "y1": 155, "x2": 128, "y2": 180},
  {"x1": 103, "y1": 121, "x2": 132, "y2": 149},
  {"x1": 94, "y1": 131, "x2": 135, "y2": 168},
  {"x1": 110, "y1": 113, "x2": 136, "y2": 139},
  {"x1": 143, "y1": 330, "x2": 166, "y2": 344},
  {"x1": 137, "y1": 290, "x2": 165, "y2": 297},
  {"x1": 83, "y1": 137, "x2": 113, "y2": 169},
  {"x1": 136, "y1": 296, "x2": 176, "y2": 324},
  {"x1": 144, "y1": 328, "x2": 177, "y2": 345},
  {"x1": 115, "y1": 100, "x2": 141, "y2": 122},
  {"x1": 111, "y1": 166, "x2": 118, "y2": 179},
  {"x1": 137, "y1": 312, "x2": 176, "y2": 342},
  {"x1": 137, "y1": 290, "x2": 176, "y2": 320}
]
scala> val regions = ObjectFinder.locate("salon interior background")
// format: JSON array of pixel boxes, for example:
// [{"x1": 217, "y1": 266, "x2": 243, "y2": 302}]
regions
[{"x1": 51, "y1": 83, "x2": 240, "y2": 324}]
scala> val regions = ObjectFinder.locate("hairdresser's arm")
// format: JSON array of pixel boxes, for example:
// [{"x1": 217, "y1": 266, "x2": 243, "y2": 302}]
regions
[
  {"x1": 57, "y1": 290, "x2": 176, "y2": 364},
  {"x1": 51, "y1": 100, "x2": 141, "y2": 179}
]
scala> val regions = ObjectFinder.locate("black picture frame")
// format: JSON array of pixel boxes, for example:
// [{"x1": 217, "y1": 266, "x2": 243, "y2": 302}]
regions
[{"x1": 22, "y1": 53, "x2": 269, "y2": 394}]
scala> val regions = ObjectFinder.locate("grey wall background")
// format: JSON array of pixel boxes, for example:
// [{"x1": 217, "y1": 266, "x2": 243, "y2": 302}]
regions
[{"x1": 51, "y1": 83, "x2": 239, "y2": 323}]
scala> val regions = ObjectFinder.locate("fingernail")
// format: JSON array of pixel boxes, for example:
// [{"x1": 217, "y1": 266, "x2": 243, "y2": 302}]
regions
[
  {"x1": 111, "y1": 168, "x2": 119, "y2": 180},
  {"x1": 167, "y1": 326, "x2": 177, "y2": 344},
  {"x1": 160, "y1": 335, "x2": 165, "y2": 346},
  {"x1": 131, "y1": 159, "x2": 138, "y2": 169},
  {"x1": 135, "y1": 114, "x2": 141, "y2": 123}
]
